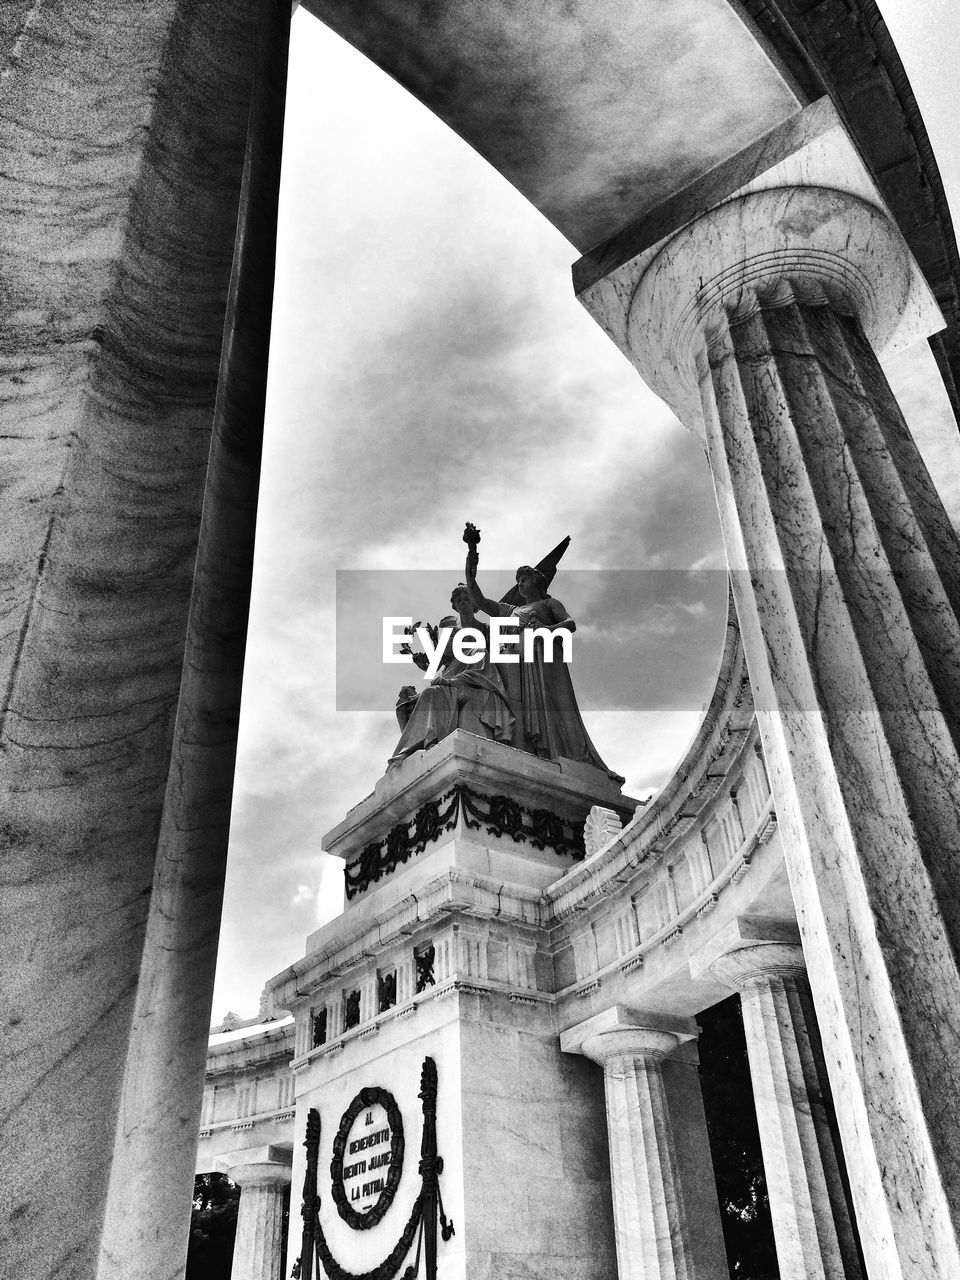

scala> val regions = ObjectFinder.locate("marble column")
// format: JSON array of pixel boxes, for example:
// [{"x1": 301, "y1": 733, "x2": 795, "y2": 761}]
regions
[
  {"x1": 693, "y1": 931, "x2": 863, "y2": 1280},
  {"x1": 578, "y1": 168, "x2": 960, "y2": 1279},
  {"x1": 562, "y1": 1008, "x2": 728, "y2": 1280},
  {"x1": 228, "y1": 1159, "x2": 293, "y2": 1280},
  {"x1": 97, "y1": 2, "x2": 292, "y2": 1276},
  {"x1": 0, "y1": 1, "x2": 287, "y2": 1277}
]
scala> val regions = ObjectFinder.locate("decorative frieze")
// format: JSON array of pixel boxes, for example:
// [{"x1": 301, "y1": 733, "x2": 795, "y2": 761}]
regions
[
  {"x1": 456, "y1": 928, "x2": 489, "y2": 982},
  {"x1": 344, "y1": 785, "x2": 586, "y2": 900},
  {"x1": 345, "y1": 789, "x2": 460, "y2": 899}
]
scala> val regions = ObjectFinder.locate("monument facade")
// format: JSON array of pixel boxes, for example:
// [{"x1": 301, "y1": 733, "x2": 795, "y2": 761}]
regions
[{"x1": 3, "y1": 2, "x2": 960, "y2": 1278}]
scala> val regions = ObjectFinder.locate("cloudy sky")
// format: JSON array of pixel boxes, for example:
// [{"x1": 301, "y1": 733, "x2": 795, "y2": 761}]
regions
[{"x1": 211, "y1": 0, "x2": 960, "y2": 1020}]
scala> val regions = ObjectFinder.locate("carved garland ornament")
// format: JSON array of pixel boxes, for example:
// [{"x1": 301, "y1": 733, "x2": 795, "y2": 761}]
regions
[{"x1": 344, "y1": 785, "x2": 588, "y2": 899}]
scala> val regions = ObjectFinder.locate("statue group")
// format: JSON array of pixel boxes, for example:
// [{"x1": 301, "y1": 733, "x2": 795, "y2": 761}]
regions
[{"x1": 389, "y1": 527, "x2": 619, "y2": 779}]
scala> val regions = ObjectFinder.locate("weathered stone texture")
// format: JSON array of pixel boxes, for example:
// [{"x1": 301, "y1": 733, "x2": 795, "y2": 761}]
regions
[{"x1": 0, "y1": 2, "x2": 264, "y2": 1275}]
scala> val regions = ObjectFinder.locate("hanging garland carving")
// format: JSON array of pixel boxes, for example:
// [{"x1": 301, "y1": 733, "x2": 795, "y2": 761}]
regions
[
  {"x1": 344, "y1": 785, "x2": 587, "y2": 899},
  {"x1": 292, "y1": 1058, "x2": 454, "y2": 1280},
  {"x1": 459, "y1": 787, "x2": 584, "y2": 856}
]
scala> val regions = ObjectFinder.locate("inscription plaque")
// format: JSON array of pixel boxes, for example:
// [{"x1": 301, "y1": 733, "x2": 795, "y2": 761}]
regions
[{"x1": 330, "y1": 1086, "x2": 404, "y2": 1229}]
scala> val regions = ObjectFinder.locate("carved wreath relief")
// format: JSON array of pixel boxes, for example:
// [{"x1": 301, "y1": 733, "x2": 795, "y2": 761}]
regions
[
  {"x1": 295, "y1": 1058, "x2": 453, "y2": 1280},
  {"x1": 330, "y1": 1087, "x2": 405, "y2": 1230}
]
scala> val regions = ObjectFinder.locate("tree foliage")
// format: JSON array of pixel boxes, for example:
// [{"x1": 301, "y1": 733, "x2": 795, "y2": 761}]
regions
[
  {"x1": 186, "y1": 1173, "x2": 290, "y2": 1279},
  {"x1": 186, "y1": 1173, "x2": 240, "y2": 1280}
]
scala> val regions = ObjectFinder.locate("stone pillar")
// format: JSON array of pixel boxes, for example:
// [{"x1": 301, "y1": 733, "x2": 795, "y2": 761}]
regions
[
  {"x1": 693, "y1": 926, "x2": 863, "y2": 1280},
  {"x1": 0, "y1": 0, "x2": 290, "y2": 1276},
  {"x1": 96, "y1": 2, "x2": 292, "y2": 1275},
  {"x1": 578, "y1": 156, "x2": 960, "y2": 1278},
  {"x1": 562, "y1": 1008, "x2": 728, "y2": 1280},
  {"x1": 228, "y1": 1157, "x2": 293, "y2": 1280}
]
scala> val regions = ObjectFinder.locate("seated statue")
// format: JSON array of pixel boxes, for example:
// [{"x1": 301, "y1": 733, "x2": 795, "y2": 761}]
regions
[{"x1": 387, "y1": 584, "x2": 515, "y2": 768}]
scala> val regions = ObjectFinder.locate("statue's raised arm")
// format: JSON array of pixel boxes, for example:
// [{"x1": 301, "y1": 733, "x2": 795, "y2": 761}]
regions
[
  {"x1": 387, "y1": 525, "x2": 620, "y2": 781},
  {"x1": 462, "y1": 523, "x2": 502, "y2": 617}
]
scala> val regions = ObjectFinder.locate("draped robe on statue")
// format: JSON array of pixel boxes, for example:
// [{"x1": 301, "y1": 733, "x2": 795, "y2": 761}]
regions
[
  {"x1": 491, "y1": 597, "x2": 620, "y2": 778},
  {"x1": 388, "y1": 622, "x2": 515, "y2": 767}
]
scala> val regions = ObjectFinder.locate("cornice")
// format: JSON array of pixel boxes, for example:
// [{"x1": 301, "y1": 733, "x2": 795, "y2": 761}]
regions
[
  {"x1": 266, "y1": 865, "x2": 545, "y2": 1008},
  {"x1": 205, "y1": 1022, "x2": 296, "y2": 1074}
]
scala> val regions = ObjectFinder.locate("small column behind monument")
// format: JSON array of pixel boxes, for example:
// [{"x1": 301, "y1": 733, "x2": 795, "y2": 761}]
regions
[
  {"x1": 561, "y1": 1007, "x2": 729, "y2": 1280},
  {"x1": 227, "y1": 1149, "x2": 292, "y2": 1280}
]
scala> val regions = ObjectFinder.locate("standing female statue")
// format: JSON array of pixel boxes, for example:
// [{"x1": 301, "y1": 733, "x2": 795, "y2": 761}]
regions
[{"x1": 463, "y1": 529, "x2": 620, "y2": 778}]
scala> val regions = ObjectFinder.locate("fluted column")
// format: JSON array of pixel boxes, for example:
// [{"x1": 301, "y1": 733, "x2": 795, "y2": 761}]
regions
[
  {"x1": 228, "y1": 1160, "x2": 292, "y2": 1280},
  {"x1": 693, "y1": 931, "x2": 862, "y2": 1280},
  {"x1": 562, "y1": 1008, "x2": 727, "y2": 1280},
  {"x1": 579, "y1": 166, "x2": 960, "y2": 1279}
]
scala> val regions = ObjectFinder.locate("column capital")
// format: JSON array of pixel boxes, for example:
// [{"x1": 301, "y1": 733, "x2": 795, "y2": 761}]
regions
[
  {"x1": 560, "y1": 1005, "x2": 697, "y2": 1066},
  {"x1": 576, "y1": 102, "x2": 942, "y2": 432},
  {"x1": 701, "y1": 942, "x2": 807, "y2": 993},
  {"x1": 226, "y1": 1161, "x2": 293, "y2": 1189},
  {"x1": 690, "y1": 916, "x2": 806, "y2": 992},
  {"x1": 634, "y1": 187, "x2": 933, "y2": 430},
  {"x1": 223, "y1": 1143, "x2": 293, "y2": 1188}
]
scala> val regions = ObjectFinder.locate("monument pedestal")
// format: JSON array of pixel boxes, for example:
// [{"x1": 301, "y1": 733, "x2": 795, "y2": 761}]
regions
[{"x1": 269, "y1": 732, "x2": 636, "y2": 1279}]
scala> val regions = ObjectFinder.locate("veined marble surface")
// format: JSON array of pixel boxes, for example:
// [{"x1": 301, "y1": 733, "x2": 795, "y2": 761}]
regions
[{"x1": 1, "y1": 2, "x2": 266, "y2": 1276}]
